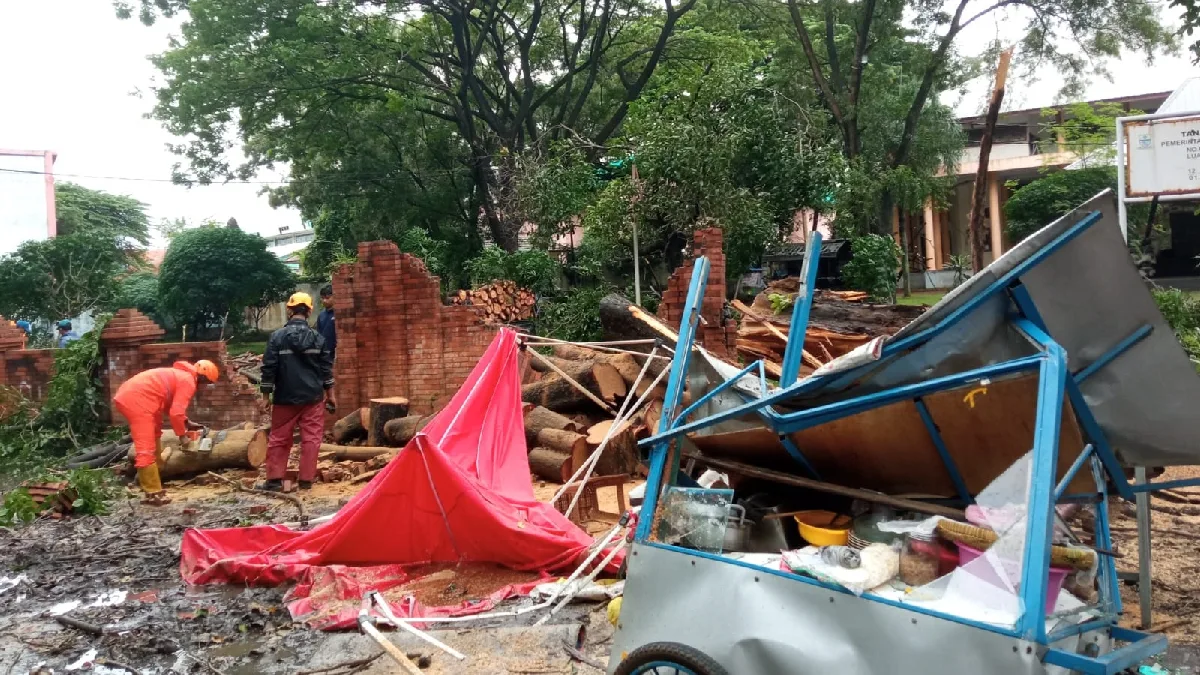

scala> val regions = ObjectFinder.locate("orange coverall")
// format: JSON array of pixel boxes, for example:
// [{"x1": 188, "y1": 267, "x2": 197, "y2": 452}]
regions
[{"x1": 112, "y1": 361, "x2": 199, "y2": 469}]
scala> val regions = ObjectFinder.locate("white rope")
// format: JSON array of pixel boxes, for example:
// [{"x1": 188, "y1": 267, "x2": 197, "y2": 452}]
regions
[
  {"x1": 551, "y1": 346, "x2": 659, "y2": 507},
  {"x1": 558, "y1": 362, "x2": 669, "y2": 519},
  {"x1": 520, "y1": 338, "x2": 673, "y2": 361}
]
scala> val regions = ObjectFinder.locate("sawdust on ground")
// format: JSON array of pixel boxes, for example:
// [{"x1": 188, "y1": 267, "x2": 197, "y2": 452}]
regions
[{"x1": 1114, "y1": 465, "x2": 1200, "y2": 644}]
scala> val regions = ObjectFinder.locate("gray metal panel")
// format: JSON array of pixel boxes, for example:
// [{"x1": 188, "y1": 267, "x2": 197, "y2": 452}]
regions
[
  {"x1": 1021, "y1": 196, "x2": 1200, "y2": 465},
  {"x1": 609, "y1": 543, "x2": 1079, "y2": 675},
  {"x1": 707, "y1": 190, "x2": 1200, "y2": 467}
]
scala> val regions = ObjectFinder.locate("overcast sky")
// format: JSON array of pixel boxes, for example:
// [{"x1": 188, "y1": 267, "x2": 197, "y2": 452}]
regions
[{"x1": 0, "y1": 0, "x2": 1197, "y2": 246}]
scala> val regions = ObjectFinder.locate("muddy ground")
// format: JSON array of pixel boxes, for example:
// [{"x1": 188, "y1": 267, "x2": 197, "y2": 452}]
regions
[
  {"x1": 2, "y1": 465, "x2": 1199, "y2": 674},
  {"x1": 0, "y1": 478, "x2": 616, "y2": 674}
]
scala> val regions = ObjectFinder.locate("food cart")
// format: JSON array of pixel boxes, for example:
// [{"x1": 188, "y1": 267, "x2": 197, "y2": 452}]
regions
[{"x1": 608, "y1": 192, "x2": 1200, "y2": 675}]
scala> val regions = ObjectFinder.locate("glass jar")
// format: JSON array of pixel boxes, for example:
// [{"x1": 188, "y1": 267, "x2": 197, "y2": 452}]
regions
[{"x1": 899, "y1": 533, "x2": 941, "y2": 586}]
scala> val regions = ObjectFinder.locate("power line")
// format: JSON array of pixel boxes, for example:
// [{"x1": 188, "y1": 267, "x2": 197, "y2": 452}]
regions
[{"x1": 0, "y1": 166, "x2": 409, "y2": 186}]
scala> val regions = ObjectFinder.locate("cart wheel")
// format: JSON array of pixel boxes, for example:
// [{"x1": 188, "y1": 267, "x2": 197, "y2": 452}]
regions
[{"x1": 614, "y1": 642, "x2": 729, "y2": 675}]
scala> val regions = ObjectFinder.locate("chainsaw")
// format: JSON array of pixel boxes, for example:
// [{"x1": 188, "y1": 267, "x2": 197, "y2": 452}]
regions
[{"x1": 183, "y1": 426, "x2": 213, "y2": 453}]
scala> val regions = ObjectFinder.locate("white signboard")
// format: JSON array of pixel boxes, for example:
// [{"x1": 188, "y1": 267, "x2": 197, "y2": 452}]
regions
[{"x1": 1126, "y1": 115, "x2": 1200, "y2": 197}]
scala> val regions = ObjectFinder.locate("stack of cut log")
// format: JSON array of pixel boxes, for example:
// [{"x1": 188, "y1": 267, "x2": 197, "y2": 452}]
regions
[
  {"x1": 733, "y1": 279, "x2": 927, "y2": 378},
  {"x1": 520, "y1": 343, "x2": 663, "y2": 483},
  {"x1": 449, "y1": 280, "x2": 536, "y2": 324}
]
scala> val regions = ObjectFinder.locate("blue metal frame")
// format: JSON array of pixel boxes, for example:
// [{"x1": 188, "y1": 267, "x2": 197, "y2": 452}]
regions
[
  {"x1": 914, "y1": 398, "x2": 971, "y2": 504},
  {"x1": 628, "y1": 208, "x2": 1168, "y2": 672},
  {"x1": 636, "y1": 256, "x2": 709, "y2": 541},
  {"x1": 780, "y1": 231, "x2": 822, "y2": 388}
]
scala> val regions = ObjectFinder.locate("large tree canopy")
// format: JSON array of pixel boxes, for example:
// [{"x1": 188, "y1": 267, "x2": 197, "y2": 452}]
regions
[
  {"x1": 781, "y1": 0, "x2": 1174, "y2": 233},
  {"x1": 157, "y1": 227, "x2": 295, "y2": 332},
  {"x1": 0, "y1": 183, "x2": 150, "y2": 323},
  {"x1": 122, "y1": 0, "x2": 703, "y2": 253}
]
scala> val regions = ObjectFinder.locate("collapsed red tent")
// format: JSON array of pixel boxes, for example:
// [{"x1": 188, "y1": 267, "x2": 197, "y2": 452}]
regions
[{"x1": 180, "y1": 328, "x2": 606, "y2": 626}]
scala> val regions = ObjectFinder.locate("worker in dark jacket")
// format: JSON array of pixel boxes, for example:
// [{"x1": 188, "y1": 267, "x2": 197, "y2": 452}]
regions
[
  {"x1": 316, "y1": 284, "x2": 336, "y2": 360},
  {"x1": 260, "y1": 292, "x2": 336, "y2": 491}
]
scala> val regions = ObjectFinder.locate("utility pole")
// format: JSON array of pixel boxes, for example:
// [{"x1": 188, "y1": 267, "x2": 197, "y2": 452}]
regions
[
  {"x1": 967, "y1": 47, "x2": 1014, "y2": 274},
  {"x1": 631, "y1": 163, "x2": 642, "y2": 306}
]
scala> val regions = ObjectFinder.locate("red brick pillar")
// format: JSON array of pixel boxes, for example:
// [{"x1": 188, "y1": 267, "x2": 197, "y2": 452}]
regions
[{"x1": 99, "y1": 309, "x2": 166, "y2": 421}]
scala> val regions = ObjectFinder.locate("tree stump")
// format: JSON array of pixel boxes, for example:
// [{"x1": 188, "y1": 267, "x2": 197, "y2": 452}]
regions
[{"x1": 368, "y1": 397, "x2": 409, "y2": 447}]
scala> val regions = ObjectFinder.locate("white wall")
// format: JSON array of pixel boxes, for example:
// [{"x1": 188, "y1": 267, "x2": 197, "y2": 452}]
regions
[{"x1": 0, "y1": 153, "x2": 52, "y2": 255}]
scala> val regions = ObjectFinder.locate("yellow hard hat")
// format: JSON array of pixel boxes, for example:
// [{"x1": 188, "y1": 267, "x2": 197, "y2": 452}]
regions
[
  {"x1": 286, "y1": 292, "x2": 313, "y2": 310},
  {"x1": 194, "y1": 359, "x2": 220, "y2": 383}
]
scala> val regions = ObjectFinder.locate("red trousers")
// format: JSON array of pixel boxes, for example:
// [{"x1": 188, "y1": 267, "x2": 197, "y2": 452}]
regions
[{"x1": 266, "y1": 401, "x2": 325, "y2": 482}]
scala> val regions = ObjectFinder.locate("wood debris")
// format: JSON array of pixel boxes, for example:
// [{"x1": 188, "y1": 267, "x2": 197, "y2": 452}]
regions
[{"x1": 449, "y1": 279, "x2": 537, "y2": 324}]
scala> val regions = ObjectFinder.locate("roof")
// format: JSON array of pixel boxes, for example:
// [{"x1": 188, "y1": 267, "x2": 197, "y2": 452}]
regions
[
  {"x1": 1064, "y1": 77, "x2": 1200, "y2": 170},
  {"x1": 141, "y1": 249, "x2": 166, "y2": 269},
  {"x1": 959, "y1": 89, "x2": 1172, "y2": 126},
  {"x1": 763, "y1": 239, "x2": 848, "y2": 261}
]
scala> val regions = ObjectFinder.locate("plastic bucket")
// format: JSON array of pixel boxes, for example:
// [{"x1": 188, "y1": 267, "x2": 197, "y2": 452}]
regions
[{"x1": 956, "y1": 543, "x2": 1068, "y2": 615}]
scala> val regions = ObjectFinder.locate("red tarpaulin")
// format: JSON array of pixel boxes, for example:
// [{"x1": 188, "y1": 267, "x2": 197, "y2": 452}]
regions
[{"x1": 180, "y1": 328, "x2": 608, "y2": 627}]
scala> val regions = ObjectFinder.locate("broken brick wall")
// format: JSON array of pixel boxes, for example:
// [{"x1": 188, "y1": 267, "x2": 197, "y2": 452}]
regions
[
  {"x1": 655, "y1": 227, "x2": 737, "y2": 358},
  {"x1": 333, "y1": 241, "x2": 498, "y2": 416},
  {"x1": 0, "y1": 310, "x2": 261, "y2": 428},
  {"x1": 100, "y1": 310, "x2": 263, "y2": 428}
]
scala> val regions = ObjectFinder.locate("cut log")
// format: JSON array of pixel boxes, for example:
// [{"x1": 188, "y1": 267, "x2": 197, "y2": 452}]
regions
[
  {"x1": 383, "y1": 415, "x2": 426, "y2": 446},
  {"x1": 535, "y1": 428, "x2": 587, "y2": 458},
  {"x1": 586, "y1": 419, "x2": 640, "y2": 476},
  {"x1": 529, "y1": 448, "x2": 573, "y2": 483},
  {"x1": 332, "y1": 408, "x2": 369, "y2": 444},
  {"x1": 318, "y1": 444, "x2": 395, "y2": 461},
  {"x1": 550, "y1": 344, "x2": 601, "y2": 361},
  {"x1": 367, "y1": 397, "x2": 410, "y2": 447},
  {"x1": 521, "y1": 358, "x2": 608, "y2": 412},
  {"x1": 528, "y1": 354, "x2": 589, "y2": 374},
  {"x1": 642, "y1": 399, "x2": 663, "y2": 434},
  {"x1": 130, "y1": 428, "x2": 268, "y2": 479},
  {"x1": 523, "y1": 406, "x2": 584, "y2": 438},
  {"x1": 592, "y1": 362, "x2": 627, "y2": 402}
]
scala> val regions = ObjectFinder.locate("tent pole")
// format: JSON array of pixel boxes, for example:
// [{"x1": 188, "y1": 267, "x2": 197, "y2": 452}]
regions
[{"x1": 1136, "y1": 465, "x2": 1153, "y2": 628}]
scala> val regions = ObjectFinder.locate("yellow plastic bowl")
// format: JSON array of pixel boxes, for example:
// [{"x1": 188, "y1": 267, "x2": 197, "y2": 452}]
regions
[{"x1": 794, "y1": 510, "x2": 852, "y2": 547}]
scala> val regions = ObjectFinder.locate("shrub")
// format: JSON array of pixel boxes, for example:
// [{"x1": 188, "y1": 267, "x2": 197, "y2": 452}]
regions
[
  {"x1": 1153, "y1": 288, "x2": 1200, "y2": 367},
  {"x1": 841, "y1": 235, "x2": 901, "y2": 303},
  {"x1": 1004, "y1": 168, "x2": 1116, "y2": 244}
]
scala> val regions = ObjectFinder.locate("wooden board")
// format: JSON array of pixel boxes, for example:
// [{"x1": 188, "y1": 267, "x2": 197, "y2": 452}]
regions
[{"x1": 689, "y1": 374, "x2": 1090, "y2": 498}]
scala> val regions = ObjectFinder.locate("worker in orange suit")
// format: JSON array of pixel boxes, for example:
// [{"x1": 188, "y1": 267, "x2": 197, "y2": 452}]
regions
[{"x1": 112, "y1": 360, "x2": 220, "y2": 505}]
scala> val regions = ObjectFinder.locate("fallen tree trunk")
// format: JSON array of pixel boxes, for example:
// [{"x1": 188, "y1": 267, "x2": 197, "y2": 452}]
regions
[
  {"x1": 129, "y1": 428, "x2": 268, "y2": 479},
  {"x1": 535, "y1": 428, "x2": 587, "y2": 458},
  {"x1": 529, "y1": 448, "x2": 573, "y2": 482},
  {"x1": 368, "y1": 397, "x2": 409, "y2": 447},
  {"x1": 523, "y1": 406, "x2": 584, "y2": 439},
  {"x1": 332, "y1": 408, "x2": 369, "y2": 444},
  {"x1": 598, "y1": 293, "x2": 679, "y2": 345},
  {"x1": 383, "y1": 414, "x2": 435, "y2": 446},
  {"x1": 318, "y1": 444, "x2": 395, "y2": 461},
  {"x1": 521, "y1": 357, "x2": 619, "y2": 412}
]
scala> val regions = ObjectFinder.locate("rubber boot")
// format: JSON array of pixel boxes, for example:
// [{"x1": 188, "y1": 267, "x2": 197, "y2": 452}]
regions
[
  {"x1": 258, "y1": 478, "x2": 284, "y2": 492},
  {"x1": 136, "y1": 464, "x2": 171, "y2": 506}
]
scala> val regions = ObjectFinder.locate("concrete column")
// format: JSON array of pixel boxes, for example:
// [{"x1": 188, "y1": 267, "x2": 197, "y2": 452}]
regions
[
  {"x1": 988, "y1": 176, "x2": 1004, "y2": 258},
  {"x1": 934, "y1": 210, "x2": 946, "y2": 269},
  {"x1": 923, "y1": 200, "x2": 937, "y2": 270}
]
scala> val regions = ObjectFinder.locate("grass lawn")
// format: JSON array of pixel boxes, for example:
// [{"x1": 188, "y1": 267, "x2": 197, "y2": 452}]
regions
[
  {"x1": 226, "y1": 340, "x2": 267, "y2": 356},
  {"x1": 895, "y1": 290, "x2": 947, "y2": 307}
]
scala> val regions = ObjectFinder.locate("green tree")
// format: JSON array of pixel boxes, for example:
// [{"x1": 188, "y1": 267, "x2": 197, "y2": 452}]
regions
[
  {"x1": 1004, "y1": 168, "x2": 1118, "y2": 244},
  {"x1": 55, "y1": 182, "x2": 150, "y2": 248},
  {"x1": 577, "y1": 54, "x2": 842, "y2": 283},
  {"x1": 780, "y1": 0, "x2": 1174, "y2": 234},
  {"x1": 121, "y1": 0, "x2": 701, "y2": 253},
  {"x1": 157, "y1": 227, "x2": 295, "y2": 334},
  {"x1": 109, "y1": 271, "x2": 166, "y2": 325},
  {"x1": 0, "y1": 184, "x2": 151, "y2": 323}
]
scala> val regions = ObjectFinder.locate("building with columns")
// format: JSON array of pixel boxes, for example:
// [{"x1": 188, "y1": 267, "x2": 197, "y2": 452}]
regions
[{"x1": 913, "y1": 90, "x2": 1171, "y2": 286}]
